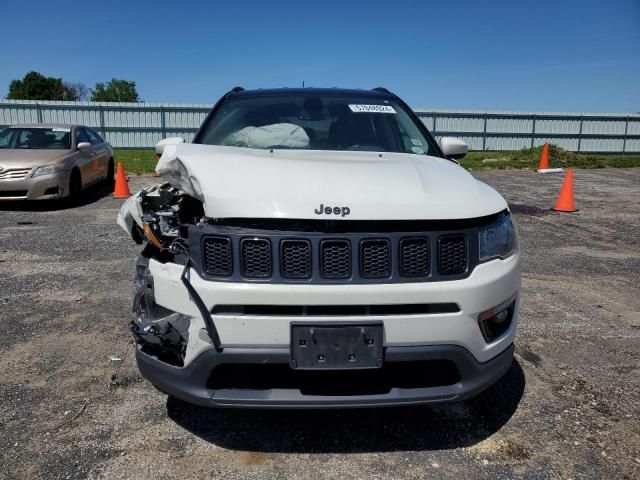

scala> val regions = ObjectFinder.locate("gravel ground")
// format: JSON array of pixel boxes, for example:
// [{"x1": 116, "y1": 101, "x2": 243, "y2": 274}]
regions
[{"x1": 0, "y1": 169, "x2": 638, "y2": 480}]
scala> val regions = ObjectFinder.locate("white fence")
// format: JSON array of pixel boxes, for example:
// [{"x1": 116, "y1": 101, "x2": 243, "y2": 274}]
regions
[{"x1": 1, "y1": 100, "x2": 638, "y2": 152}]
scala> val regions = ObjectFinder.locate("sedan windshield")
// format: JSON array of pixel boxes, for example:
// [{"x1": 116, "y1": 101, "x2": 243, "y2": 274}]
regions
[
  {"x1": 197, "y1": 94, "x2": 439, "y2": 156},
  {"x1": 0, "y1": 127, "x2": 71, "y2": 150}
]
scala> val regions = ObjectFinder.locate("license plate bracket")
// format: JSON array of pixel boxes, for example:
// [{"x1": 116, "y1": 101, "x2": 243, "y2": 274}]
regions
[{"x1": 290, "y1": 322, "x2": 384, "y2": 370}]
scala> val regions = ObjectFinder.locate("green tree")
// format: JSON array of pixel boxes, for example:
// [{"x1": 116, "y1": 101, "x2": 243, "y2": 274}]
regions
[
  {"x1": 90, "y1": 79, "x2": 140, "y2": 102},
  {"x1": 7, "y1": 71, "x2": 69, "y2": 100},
  {"x1": 6, "y1": 71, "x2": 87, "y2": 101}
]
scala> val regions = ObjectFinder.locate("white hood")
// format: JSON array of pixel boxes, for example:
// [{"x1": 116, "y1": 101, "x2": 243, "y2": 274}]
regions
[{"x1": 156, "y1": 144, "x2": 507, "y2": 220}]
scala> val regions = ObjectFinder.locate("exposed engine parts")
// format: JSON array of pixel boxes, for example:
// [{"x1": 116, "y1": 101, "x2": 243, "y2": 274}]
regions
[{"x1": 127, "y1": 183, "x2": 204, "y2": 252}]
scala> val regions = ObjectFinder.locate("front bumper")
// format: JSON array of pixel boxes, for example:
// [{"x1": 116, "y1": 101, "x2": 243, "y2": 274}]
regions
[
  {"x1": 136, "y1": 342, "x2": 514, "y2": 409},
  {"x1": 0, "y1": 170, "x2": 70, "y2": 200},
  {"x1": 137, "y1": 252, "x2": 520, "y2": 408},
  {"x1": 148, "y1": 252, "x2": 521, "y2": 363}
]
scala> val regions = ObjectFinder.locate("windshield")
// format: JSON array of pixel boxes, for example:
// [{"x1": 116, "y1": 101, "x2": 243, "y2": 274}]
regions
[
  {"x1": 0, "y1": 127, "x2": 72, "y2": 150},
  {"x1": 197, "y1": 94, "x2": 439, "y2": 156}
]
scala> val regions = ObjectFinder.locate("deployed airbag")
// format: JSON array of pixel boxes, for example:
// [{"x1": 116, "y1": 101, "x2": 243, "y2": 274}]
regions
[{"x1": 223, "y1": 123, "x2": 309, "y2": 149}]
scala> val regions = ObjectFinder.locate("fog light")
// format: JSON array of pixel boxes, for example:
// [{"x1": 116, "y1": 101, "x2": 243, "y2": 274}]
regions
[
  {"x1": 492, "y1": 309, "x2": 510, "y2": 324},
  {"x1": 478, "y1": 299, "x2": 516, "y2": 342}
]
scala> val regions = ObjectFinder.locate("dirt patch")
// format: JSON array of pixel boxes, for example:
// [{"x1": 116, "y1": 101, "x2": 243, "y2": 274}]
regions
[
  {"x1": 497, "y1": 439, "x2": 532, "y2": 461},
  {"x1": 508, "y1": 203, "x2": 549, "y2": 216}
]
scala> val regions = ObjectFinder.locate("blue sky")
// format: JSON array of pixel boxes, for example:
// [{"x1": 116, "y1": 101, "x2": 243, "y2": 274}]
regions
[{"x1": 3, "y1": 0, "x2": 639, "y2": 112}]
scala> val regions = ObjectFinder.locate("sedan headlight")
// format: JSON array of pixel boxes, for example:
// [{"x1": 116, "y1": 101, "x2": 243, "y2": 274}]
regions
[
  {"x1": 478, "y1": 213, "x2": 518, "y2": 262},
  {"x1": 32, "y1": 163, "x2": 65, "y2": 177}
]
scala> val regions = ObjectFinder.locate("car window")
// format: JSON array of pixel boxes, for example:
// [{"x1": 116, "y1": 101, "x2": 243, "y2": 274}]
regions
[
  {"x1": 85, "y1": 128, "x2": 104, "y2": 145},
  {"x1": 75, "y1": 127, "x2": 90, "y2": 146},
  {"x1": 0, "y1": 129, "x2": 16, "y2": 147},
  {"x1": 0, "y1": 127, "x2": 71, "y2": 149},
  {"x1": 197, "y1": 94, "x2": 439, "y2": 156}
]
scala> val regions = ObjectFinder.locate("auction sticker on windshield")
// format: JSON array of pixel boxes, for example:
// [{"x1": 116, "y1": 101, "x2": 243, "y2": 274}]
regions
[{"x1": 348, "y1": 104, "x2": 397, "y2": 113}]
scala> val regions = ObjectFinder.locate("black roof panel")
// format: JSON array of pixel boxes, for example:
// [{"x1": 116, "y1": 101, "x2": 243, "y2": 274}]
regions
[{"x1": 231, "y1": 87, "x2": 394, "y2": 99}]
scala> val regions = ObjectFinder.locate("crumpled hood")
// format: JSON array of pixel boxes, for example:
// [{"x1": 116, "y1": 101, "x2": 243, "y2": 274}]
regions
[{"x1": 156, "y1": 144, "x2": 507, "y2": 220}]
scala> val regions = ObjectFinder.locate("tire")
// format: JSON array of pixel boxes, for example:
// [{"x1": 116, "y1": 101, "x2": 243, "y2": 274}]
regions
[
  {"x1": 133, "y1": 255, "x2": 152, "y2": 321},
  {"x1": 68, "y1": 169, "x2": 82, "y2": 200},
  {"x1": 106, "y1": 158, "x2": 115, "y2": 188},
  {"x1": 133, "y1": 253, "x2": 173, "y2": 321}
]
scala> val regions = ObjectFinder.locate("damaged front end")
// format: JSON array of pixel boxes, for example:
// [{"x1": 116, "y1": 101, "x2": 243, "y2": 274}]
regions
[
  {"x1": 131, "y1": 255, "x2": 191, "y2": 366},
  {"x1": 117, "y1": 182, "x2": 203, "y2": 251},
  {"x1": 119, "y1": 182, "x2": 221, "y2": 367}
]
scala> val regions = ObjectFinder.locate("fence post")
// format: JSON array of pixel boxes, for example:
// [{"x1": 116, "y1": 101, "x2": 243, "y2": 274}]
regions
[
  {"x1": 432, "y1": 114, "x2": 437, "y2": 134},
  {"x1": 622, "y1": 116, "x2": 629, "y2": 153},
  {"x1": 577, "y1": 115, "x2": 584, "y2": 152},
  {"x1": 98, "y1": 105, "x2": 106, "y2": 139},
  {"x1": 160, "y1": 106, "x2": 166, "y2": 139},
  {"x1": 530, "y1": 115, "x2": 536, "y2": 148},
  {"x1": 36, "y1": 103, "x2": 43, "y2": 123},
  {"x1": 482, "y1": 114, "x2": 488, "y2": 150}
]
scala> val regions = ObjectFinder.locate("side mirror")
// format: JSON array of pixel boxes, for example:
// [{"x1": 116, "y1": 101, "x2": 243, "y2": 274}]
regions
[
  {"x1": 77, "y1": 142, "x2": 91, "y2": 151},
  {"x1": 439, "y1": 137, "x2": 468, "y2": 160},
  {"x1": 155, "y1": 137, "x2": 185, "y2": 157}
]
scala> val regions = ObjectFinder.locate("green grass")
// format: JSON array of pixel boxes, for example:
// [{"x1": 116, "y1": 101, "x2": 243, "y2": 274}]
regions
[
  {"x1": 461, "y1": 145, "x2": 640, "y2": 171},
  {"x1": 114, "y1": 145, "x2": 640, "y2": 175},
  {"x1": 113, "y1": 149, "x2": 157, "y2": 175}
]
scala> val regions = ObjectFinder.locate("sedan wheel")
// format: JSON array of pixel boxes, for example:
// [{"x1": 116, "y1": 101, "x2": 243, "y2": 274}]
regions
[
  {"x1": 68, "y1": 169, "x2": 82, "y2": 199},
  {"x1": 106, "y1": 158, "x2": 115, "y2": 187}
]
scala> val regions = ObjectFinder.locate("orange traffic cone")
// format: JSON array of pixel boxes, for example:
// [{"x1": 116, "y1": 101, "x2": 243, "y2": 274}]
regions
[
  {"x1": 113, "y1": 162, "x2": 131, "y2": 199},
  {"x1": 537, "y1": 142, "x2": 563, "y2": 174},
  {"x1": 553, "y1": 169, "x2": 578, "y2": 212},
  {"x1": 538, "y1": 142, "x2": 549, "y2": 170}
]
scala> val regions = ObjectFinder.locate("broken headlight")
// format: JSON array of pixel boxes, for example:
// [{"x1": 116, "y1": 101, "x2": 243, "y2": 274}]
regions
[{"x1": 478, "y1": 213, "x2": 518, "y2": 262}]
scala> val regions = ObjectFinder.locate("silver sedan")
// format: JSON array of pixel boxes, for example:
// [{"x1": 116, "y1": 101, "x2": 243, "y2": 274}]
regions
[{"x1": 0, "y1": 123, "x2": 114, "y2": 200}]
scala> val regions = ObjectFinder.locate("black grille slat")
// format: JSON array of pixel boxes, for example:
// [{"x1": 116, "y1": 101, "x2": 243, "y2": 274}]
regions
[
  {"x1": 203, "y1": 237, "x2": 232, "y2": 276},
  {"x1": 321, "y1": 240, "x2": 351, "y2": 279},
  {"x1": 400, "y1": 238, "x2": 430, "y2": 277},
  {"x1": 360, "y1": 239, "x2": 391, "y2": 278},
  {"x1": 241, "y1": 238, "x2": 272, "y2": 278},
  {"x1": 438, "y1": 236, "x2": 467, "y2": 275},
  {"x1": 281, "y1": 240, "x2": 312, "y2": 279},
  {"x1": 0, "y1": 190, "x2": 29, "y2": 198},
  {"x1": 212, "y1": 303, "x2": 460, "y2": 316}
]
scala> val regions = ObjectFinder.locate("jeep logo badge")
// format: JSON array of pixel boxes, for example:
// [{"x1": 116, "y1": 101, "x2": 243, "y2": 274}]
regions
[{"x1": 314, "y1": 204, "x2": 350, "y2": 217}]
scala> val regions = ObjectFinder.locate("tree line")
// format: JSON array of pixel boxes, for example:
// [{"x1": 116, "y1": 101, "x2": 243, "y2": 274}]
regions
[{"x1": 5, "y1": 71, "x2": 140, "y2": 102}]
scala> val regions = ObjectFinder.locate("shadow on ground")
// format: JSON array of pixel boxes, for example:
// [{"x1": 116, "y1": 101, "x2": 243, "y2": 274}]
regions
[
  {"x1": 0, "y1": 181, "x2": 113, "y2": 212},
  {"x1": 167, "y1": 360, "x2": 525, "y2": 453}
]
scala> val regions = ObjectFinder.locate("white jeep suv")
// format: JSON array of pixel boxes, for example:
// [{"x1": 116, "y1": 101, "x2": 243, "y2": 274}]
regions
[{"x1": 118, "y1": 87, "x2": 520, "y2": 408}]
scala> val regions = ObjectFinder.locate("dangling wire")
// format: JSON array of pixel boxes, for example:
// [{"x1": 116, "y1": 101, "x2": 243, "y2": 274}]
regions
[
  {"x1": 169, "y1": 237, "x2": 189, "y2": 255},
  {"x1": 168, "y1": 236, "x2": 222, "y2": 351}
]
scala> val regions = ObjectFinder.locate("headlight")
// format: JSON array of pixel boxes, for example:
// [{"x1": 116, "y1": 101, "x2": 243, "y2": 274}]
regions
[
  {"x1": 33, "y1": 163, "x2": 65, "y2": 177},
  {"x1": 478, "y1": 213, "x2": 518, "y2": 262}
]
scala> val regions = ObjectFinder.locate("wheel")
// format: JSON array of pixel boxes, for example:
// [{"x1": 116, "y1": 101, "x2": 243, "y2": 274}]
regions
[
  {"x1": 68, "y1": 169, "x2": 82, "y2": 200},
  {"x1": 106, "y1": 158, "x2": 115, "y2": 188},
  {"x1": 132, "y1": 253, "x2": 175, "y2": 321},
  {"x1": 133, "y1": 255, "x2": 153, "y2": 321}
]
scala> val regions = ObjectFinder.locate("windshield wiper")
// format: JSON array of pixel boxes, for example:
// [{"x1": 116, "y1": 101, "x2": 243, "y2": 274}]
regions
[{"x1": 266, "y1": 145, "x2": 308, "y2": 150}]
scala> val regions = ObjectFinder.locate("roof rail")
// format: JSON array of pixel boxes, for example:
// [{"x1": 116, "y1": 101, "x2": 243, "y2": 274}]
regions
[
  {"x1": 229, "y1": 86, "x2": 245, "y2": 94},
  {"x1": 371, "y1": 87, "x2": 392, "y2": 95}
]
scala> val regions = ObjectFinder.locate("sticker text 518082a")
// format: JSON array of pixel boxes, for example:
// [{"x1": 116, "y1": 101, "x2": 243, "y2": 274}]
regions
[{"x1": 348, "y1": 104, "x2": 397, "y2": 114}]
